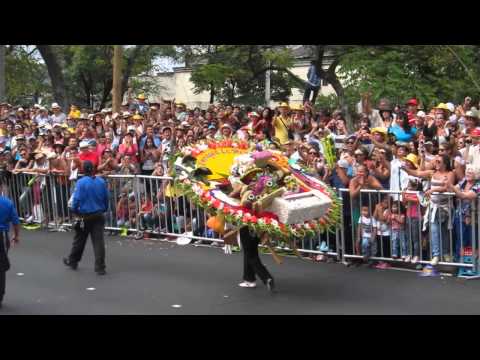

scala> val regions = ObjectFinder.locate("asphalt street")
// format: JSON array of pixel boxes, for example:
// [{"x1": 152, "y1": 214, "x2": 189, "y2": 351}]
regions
[{"x1": 1, "y1": 229, "x2": 480, "y2": 315}]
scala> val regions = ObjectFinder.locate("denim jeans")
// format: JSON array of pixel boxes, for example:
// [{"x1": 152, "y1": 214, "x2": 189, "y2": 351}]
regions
[
  {"x1": 141, "y1": 214, "x2": 154, "y2": 230},
  {"x1": 391, "y1": 230, "x2": 406, "y2": 258},
  {"x1": 430, "y1": 208, "x2": 450, "y2": 258},
  {"x1": 303, "y1": 84, "x2": 320, "y2": 104},
  {"x1": 406, "y1": 218, "x2": 421, "y2": 257},
  {"x1": 361, "y1": 236, "x2": 377, "y2": 258}
]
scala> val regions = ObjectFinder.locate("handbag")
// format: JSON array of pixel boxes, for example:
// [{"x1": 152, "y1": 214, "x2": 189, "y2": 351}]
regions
[{"x1": 278, "y1": 117, "x2": 294, "y2": 140}]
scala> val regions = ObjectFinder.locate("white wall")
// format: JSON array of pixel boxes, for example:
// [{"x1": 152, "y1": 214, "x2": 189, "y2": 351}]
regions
[{"x1": 150, "y1": 62, "x2": 339, "y2": 109}]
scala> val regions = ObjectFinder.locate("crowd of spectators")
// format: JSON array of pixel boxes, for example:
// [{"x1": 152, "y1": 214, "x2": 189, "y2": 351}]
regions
[{"x1": 1, "y1": 94, "x2": 479, "y2": 270}]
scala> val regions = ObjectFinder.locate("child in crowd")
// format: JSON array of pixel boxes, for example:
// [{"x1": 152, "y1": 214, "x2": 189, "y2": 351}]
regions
[
  {"x1": 116, "y1": 192, "x2": 130, "y2": 235},
  {"x1": 138, "y1": 193, "x2": 154, "y2": 231},
  {"x1": 373, "y1": 195, "x2": 391, "y2": 269},
  {"x1": 403, "y1": 178, "x2": 423, "y2": 264},
  {"x1": 357, "y1": 205, "x2": 377, "y2": 262},
  {"x1": 386, "y1": 201, "x2": 406, "y2": 260}
]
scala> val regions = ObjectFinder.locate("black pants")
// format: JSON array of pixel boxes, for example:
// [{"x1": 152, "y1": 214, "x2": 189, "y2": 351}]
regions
[
  {"x1": 303, "y1": 84, "x2": 320, "y2": 104},
  {"x1": 68, "y1": 214, "x2": 106, "y2": 272},
  {"x1": 240, "y1": 227, "x2": 273, "y2": 284},
  {"x1": 0, "y1": 231, "x2": 11, "y2": 303}
]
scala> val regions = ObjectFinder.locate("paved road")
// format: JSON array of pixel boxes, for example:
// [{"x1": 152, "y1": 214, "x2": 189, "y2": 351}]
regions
[{"x1": 1, "y1": 230, "x2": 480, "y2": 315}]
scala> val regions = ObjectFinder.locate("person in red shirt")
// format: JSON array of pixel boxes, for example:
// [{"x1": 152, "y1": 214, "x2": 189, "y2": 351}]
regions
[
  {"x1": 406, "y1": 98, "x2": 418, "y2": 122},
  {"x1": 78, "y1": 140, "x2": 100, "y2": 170}
]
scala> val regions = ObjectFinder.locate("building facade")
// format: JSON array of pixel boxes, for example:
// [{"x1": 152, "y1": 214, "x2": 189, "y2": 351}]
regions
[{"x1": 147, "y1": 46, "x2": 337, "y2": 109}]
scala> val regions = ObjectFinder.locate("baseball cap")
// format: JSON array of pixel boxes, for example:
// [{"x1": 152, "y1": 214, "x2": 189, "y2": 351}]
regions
[
  {"x1": 127, "y1": 125, "x2": 136, "y2": 132},
  {"x1": 79, "y1": 140, "x2": 89, "y2": 148},
  {"x1": 406, "y1": 99, "x2": 418, "y2": 106},
  {"x1": 416, "y1": 111, "x2": 426, "y2": 118}
]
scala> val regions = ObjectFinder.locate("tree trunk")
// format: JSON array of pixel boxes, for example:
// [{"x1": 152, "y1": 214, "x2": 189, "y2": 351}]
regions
[
  {"x1": 36, "y1": 45, "x2": 69, "y2": 110},
  {"x1": 112, "y1": 45, "x2": 123, "y2": 113},
  {"x1": 209, "y1": 85, "x2": 215, "y2": 104},
  {"x1": 327, "y1": 72, "x2": 353, "y2": 131},
  {"x1": 100, "y1": 77, "x2": 113, "y2": 110},
  {"x1": 120, "y1": 45, "x2": 145, "y2": 96}
]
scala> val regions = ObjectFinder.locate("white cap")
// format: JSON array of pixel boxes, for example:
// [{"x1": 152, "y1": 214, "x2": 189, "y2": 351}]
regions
[
  {"x1": 446, "y1": 102, "x2": 455, "y2": 113},
  {"x1": 127, "y1": 125, "x2": 136, "y2": 132},
  {"x1": 79, "y1": 140, "x2": 89, "y2": 148},
  {"x1": 34, "y1": 104, "x2": 41, "y2": 109},
  {"x1": 112, "y1": 112, "x2": 120, "y2": 120},
  {"x1": 39, "y1": 106, "x2": 47, "y2": 111},
  {"x1": 51, "y1": 102, "x2": 60, "y2": 109},
  {"x1": 416, "y1": 111, "x2": 426, "y2": 118},
  {"x1": 17, "y1": 107, "x2": 25, "y2": 112}
]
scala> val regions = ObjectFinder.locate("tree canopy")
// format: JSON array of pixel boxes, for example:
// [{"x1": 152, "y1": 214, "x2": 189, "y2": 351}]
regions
[{"x1": 4, "y1": 45, "x2": 480, "y2": 118}]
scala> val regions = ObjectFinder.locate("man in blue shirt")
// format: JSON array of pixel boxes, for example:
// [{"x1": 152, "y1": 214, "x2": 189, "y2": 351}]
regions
[
  {"x1": 303, "y1": 61, "x2": 321, "y2": 105},
  {"x1": 0, "y1": 179, "x2": 20, "y2": 309},
  {"x1": 64, "y1": 161, "x2": 109, "y2": 275}
]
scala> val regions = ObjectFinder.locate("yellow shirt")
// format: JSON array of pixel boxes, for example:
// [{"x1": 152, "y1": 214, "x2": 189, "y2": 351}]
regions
[
  {"x1": 69, "y1": 110, "x2": 81, "y2": 119},
  {"x1": 273, "y1": 115, "x2": 292, "y2": 144}
]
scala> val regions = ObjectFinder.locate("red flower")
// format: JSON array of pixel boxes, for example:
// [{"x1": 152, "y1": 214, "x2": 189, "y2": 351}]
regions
[
  {"x1": 264, "y1": 218, "x2": 272, "y2": 225},
  {"x1": 193, "y1": 150, "x2": 202, "y2": 157},
  {"x1": 250, "y1": 216, "x2": 258, "y2": 223},
  {"x1": 213, "y1": 200, "x2": 221, "y2": 208}
]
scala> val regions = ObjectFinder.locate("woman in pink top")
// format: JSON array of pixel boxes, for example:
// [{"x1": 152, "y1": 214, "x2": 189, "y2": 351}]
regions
[{"x1": 117, "y1": 133, "x2": 139, "y2": 164}]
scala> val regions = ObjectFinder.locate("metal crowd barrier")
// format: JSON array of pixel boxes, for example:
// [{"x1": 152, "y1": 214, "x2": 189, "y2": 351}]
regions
[
  {"x1": 338, "y1": 188, "x2": 480, "y2": 276},
  {"x1": 4, "y1": 172, "x2": 480, "y2": 276}
]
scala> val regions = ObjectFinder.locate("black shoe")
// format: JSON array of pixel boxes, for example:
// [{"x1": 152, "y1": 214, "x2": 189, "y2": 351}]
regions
[
  {"x1": 63, "y1": 258, "x2": 78, "y2": 270},
  {"x1": 96, "y1": 270, "x2": 106, "y2": 276},
  {"x1": 266, "y1": 278, "x2": 276, "y2": 293}
]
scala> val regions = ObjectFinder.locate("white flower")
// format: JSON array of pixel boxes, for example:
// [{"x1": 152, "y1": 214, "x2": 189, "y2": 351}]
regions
[
  {"x1": 271, "y1": 219, "x2": 279, "y2": 227},
  {"x1": 236, "y1": 210, "x2": 244, "y2": 218},
  {"x1": 198, "y1": 144, "x2": 209, "y2": 152},
  {"x1": 258, "y1": 218, "x2": 265, "y2": 225},
  {"x1": 218, "y1": 202, "x2": 224, "y2": 210}
]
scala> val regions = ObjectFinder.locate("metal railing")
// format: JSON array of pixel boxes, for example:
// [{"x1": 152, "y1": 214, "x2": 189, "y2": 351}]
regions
[{"x1": 3, "y1": 172, "x2": 479, "y2": 276}]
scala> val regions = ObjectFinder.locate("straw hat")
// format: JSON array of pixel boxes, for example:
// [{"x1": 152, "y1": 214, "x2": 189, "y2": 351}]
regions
[{"x1": 404, "y1": 153, "x2": 419, "y2": 169}]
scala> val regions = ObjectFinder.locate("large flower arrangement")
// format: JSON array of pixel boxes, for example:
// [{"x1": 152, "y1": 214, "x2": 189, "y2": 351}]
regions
[{"x1": 172, "y1": 139, "x2": 342, "y2": 241}]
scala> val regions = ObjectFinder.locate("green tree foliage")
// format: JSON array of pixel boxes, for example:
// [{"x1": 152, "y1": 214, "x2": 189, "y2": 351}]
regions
[
  {"x1": 189, "y1": 45, "x2": 296, "y2": 105},
  {"x1": 338, "y1": 45, "x2": 480, "y2": 109},
  {"x1": 5, "y1": 46, "x2": 50, "y2": 105}
]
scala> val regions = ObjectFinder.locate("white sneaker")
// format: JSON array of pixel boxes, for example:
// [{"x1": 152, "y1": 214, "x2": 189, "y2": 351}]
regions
[
  {"x1": 431, "y1": 256, "x2": 440, "y2": 266},
  {"x1": 404, "y1": 256, "x2": 411, "y2": 263},
  {"x1": 238, "y1": 281, "x2": 257, "y2": 288},
  {"x1": 411, "y1": 256, "x2": 419, "y2": 264}
]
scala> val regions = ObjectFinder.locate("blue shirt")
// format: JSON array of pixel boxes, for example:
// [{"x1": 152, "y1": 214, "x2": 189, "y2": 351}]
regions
[
  {"x1": 388, "y1": 124, "x2": 417, "y2": 142},
  {"x1": 71, "y1": 176, "x2": 109, "y2": 215},
  {"x1": 139, "y1": 135, "x2": 161, "y2": 151},
  {"x1": 0, "y1": 196, "x2": 20, "y2": 231}
]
